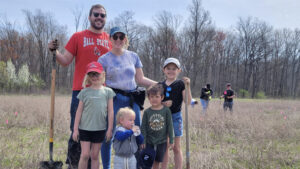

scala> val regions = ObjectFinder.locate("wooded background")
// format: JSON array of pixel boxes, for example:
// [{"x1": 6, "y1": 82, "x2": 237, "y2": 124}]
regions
[{"x1": 0, "y1": 0, "x2": 299, "y2": 98}]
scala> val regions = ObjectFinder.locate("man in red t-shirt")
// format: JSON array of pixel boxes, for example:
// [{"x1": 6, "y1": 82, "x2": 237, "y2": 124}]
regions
[{"x1": 48, "y1": 4, "x2": 112, "y2": 169}]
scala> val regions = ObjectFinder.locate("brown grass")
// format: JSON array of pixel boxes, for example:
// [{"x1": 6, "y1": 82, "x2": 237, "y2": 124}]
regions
[{"x1": 0, "y1": 95, "x2": 300, "y2": 169}]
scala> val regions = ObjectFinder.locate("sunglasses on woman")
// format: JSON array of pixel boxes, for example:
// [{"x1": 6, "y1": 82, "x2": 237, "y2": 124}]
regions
[
  {"x1": 93, "y1": 12, "x2": 106, "y2": 18},
  {"x1": 112, "y1": 34, "x2": 125, "y2": 41}
]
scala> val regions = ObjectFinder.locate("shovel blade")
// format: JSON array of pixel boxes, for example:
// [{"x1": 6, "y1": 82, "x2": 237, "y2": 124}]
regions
[{"x1": 40, "y1": 161, "x2": 63, "y2": 169}]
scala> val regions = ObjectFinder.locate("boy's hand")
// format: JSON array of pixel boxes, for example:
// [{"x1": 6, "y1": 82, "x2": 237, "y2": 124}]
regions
[
  {"x1": 140, "y1": 144, "x2": 145, "y2": 149},
  {"x1": 72, "y1": 130, "x2": 79, "y2": 142},
  {"x1": 132, "y1": 125, "x2": 141, "y2": 136},
  {"x1": 132, "y1": 125, "x2": 139, "y2": 133},
  {"x1": 182, "y1": 77, "x2": 190, "y2": 85},
  {"x1": 163, "y1": 100, "x2": 173, "y2": 107},
  {"x1": 169, "y1": 143, "x2": 174, "y2": 150}
]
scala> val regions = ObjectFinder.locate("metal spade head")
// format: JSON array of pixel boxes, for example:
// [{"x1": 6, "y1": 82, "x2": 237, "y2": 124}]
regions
[{"x1": 40, "y1": 160, "x2": 63, "y2": 169}]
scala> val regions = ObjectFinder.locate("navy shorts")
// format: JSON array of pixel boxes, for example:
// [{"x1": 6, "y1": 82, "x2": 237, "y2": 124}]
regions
[
  {"x1": 147, "y1": 142, "x2": 167, "y2": 162},
  {"x1": 79, "y1": 129, "x2": 106, "y2": 143},
  {"x1": 172, "y1": 112, "x2": 183, "y2": 137}
]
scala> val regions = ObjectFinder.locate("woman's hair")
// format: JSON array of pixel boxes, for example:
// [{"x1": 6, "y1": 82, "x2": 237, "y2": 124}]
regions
[
  {"x1": 82, "y1": 72, "x2": 106, "y2": 88},
  {"x1": 89, "y1": 4, "x2": 106, "y2": 16},
  {"x1": 116, "y1": 107, "x2": 135, "y2": 125},
  {"x1": 123, "y1": 35, "x2": 130, "y2": 49},
  {"x1": 147, "y1": 83, "x2": 164, "y2": 97}
]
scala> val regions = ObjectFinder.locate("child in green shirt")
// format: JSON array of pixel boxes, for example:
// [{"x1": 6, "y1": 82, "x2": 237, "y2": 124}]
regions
[
  {"x1": 141, "y1": 83, "x2": 174, "y2": 169},
  {"x1": 72, "y1": 61, "x2": 115, "y2": 169}
]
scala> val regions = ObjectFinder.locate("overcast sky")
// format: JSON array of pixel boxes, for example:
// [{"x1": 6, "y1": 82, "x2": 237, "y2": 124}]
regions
[{"x1": 0, "y1": 0, "x2": 299, "y2": 35}]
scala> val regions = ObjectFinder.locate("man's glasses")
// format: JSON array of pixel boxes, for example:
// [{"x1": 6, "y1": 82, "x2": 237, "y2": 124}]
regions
[
  {"x1": 93, "y1": 12, "x2": 106, "y2": 18},
  {"x1": 166, "y1": 87, "x2": 172, "y2": 97},
  {"x1": 88, "y1": 72, "x2": 100, "y2": 77},
  {"x1": 112, "y1": 34, "x2": 125, "y2": 41}
]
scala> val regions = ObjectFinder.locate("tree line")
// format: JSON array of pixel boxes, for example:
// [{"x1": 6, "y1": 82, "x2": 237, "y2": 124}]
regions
[{"x1": 0, "y1": 0, "x2": 299, "y2": 98}]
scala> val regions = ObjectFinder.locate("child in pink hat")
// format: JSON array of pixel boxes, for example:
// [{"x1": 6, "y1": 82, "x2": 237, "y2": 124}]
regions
[{"x1": 72, "y1": 61, "x2": 115, "y2": 169}]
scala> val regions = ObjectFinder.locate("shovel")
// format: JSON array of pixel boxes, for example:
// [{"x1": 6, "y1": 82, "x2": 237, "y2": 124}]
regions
[
  {"x1": 40, "y1": 49, "x2": 63, "y2": 169},
  {"x1": 184, "y1": 81, "x2": 190, "y2": 169}
]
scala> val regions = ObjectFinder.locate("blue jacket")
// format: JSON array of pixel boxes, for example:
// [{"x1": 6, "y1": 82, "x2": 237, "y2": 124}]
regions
[{"x1": 113, "y1": 126, "x2": 144, "y2": 157}]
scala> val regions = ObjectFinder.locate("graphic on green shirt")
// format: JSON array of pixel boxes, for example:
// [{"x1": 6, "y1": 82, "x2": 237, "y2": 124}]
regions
[{"x1": 149, "y1": 114, "x2": 165, "y2": 131}]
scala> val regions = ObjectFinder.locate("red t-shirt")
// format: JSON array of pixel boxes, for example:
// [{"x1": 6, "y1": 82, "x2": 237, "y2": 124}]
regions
[{"x1": 65, "y1": 30, "x2": 112, "y2": 90}]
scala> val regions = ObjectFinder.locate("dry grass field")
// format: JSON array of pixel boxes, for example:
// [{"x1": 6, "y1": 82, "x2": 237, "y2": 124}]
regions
[{"x1": 0, "y1": 94, "x2": 300, "y2": 169}]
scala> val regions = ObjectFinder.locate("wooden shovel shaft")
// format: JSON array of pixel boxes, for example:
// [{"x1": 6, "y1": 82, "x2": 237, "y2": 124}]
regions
[
  {"x1": 49, "y1": 52, "x2": 56, "y2": 161},
  {"x1": 185, "y1": 82, "x2": 190, "y2": 169}
]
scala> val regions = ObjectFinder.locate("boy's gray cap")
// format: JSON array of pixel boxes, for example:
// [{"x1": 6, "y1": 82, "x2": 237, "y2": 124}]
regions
[{"x1": 163, "y1": 57, "x2": 180, "y2": 68}]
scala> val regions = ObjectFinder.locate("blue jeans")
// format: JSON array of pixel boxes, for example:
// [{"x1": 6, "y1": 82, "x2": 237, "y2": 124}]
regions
[
  {"x1": 172, "y1": 112, "x2": 183, "y2": 137},
  {"x1": 223, "y1": 101, "x2": 233, "y2": 112},
  {"x1": 200, "y1": 98, "x2": 209, "y2": 114},
  {"x1": 101, "y1": 92, "x2": 141, "y2": 169}
]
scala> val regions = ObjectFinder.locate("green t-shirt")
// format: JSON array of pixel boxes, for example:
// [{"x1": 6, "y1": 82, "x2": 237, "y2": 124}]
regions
[
  {"x1": 77, "y1": 87, "x2": 115, "y2": 131},
  {"x1": 141, "y1": 106, "x2": 174, "y2": 145}
]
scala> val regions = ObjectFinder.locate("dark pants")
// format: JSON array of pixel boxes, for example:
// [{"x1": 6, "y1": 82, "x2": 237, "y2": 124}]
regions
[{"x1": 223, "y1": 101, "x2": 233, "y2": 112}]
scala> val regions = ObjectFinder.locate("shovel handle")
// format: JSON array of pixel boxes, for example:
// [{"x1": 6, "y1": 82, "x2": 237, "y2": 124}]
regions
[
  {"x1": 49, "y1": 51, "x2": 56, "y2": 162},
  {"x1": 184, "y1": 82, "x2": 190, "y2": 169}
]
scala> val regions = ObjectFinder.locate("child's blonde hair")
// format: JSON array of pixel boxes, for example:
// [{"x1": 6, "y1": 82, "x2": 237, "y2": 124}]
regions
[
  {"x1": 116, "y1": 107, "x2": 135, "y2": 125},
  {"x1": 82, "y1": 72, "x2": 106, "y2": 88}
]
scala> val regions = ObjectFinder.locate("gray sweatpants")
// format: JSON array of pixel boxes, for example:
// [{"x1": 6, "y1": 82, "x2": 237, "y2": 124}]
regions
[{"x1": 114, "y1": 155, "x2": 136, "y2": 169}]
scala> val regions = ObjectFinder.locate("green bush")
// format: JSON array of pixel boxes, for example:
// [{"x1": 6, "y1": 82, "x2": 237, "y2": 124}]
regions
[
  {"x1": 30, "y1": 74, "x2": 45, "y2": 89},
  {"x1": 239, "y1": 89, "x2": 249, "y2": 98},
  {"x1": 255, "y1": 91, "x2": 266, "y2": 99},
  {"x1": 0, "y1": 61, "x2": 8, "y2": 89}
]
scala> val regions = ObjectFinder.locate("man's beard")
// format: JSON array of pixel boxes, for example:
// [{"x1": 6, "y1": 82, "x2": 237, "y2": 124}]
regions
[{"x1": 91, "y1": 20, "x2": 105, "y2": 30}]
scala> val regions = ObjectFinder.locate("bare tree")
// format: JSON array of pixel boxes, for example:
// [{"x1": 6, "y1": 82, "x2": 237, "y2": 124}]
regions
[
  {"x1": 82, "y1": 13, "x2": 89, "y2": 30},
  {"x1": 183, "y1": 0, "x2": 213, "y2": 90},
  {"x1": 23, "y1": 9, "x2": 67, "y2": 87},
  {"x1": 72, "y1": 6, "x2": 83, "y2": 32}
]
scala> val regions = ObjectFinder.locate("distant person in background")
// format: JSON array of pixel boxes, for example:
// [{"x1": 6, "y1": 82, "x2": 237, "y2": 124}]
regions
[
  {"x1": 48, "y1": 4, "x2": 111, "y2": 169},
  {"x1": 190, "y1": 98, "x2": 198, "y2": 108},
  {"x1": 200, "y1": 83, "x2": 213, "y2": 114},
  {"x1": 220, "y1": 83, "x2": 235, "y2": 112}
]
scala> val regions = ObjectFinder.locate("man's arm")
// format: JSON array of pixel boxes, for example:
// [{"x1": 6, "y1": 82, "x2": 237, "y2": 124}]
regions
[
  {"x1": 54, "y1": 50, "x2": 74, "y2": 66},
  {"x1": 48, "y1": 40, "x2": 74, "y2": 66}
]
